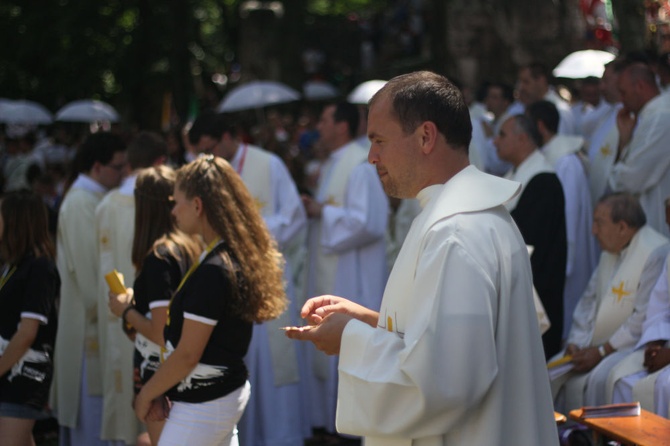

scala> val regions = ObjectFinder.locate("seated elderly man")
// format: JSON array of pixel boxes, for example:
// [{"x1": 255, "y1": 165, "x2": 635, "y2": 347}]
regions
[{"x1": 550, "y1": 192, "x2": 669, "y2": 413}]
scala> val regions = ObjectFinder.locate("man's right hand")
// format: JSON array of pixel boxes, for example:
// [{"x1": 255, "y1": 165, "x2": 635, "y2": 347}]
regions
[{"x1": 301, "y1": 295, "x2": 378, "y2": 327}]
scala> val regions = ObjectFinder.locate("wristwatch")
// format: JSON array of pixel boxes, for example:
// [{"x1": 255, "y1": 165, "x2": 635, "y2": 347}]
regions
[{"x1": 598, "y1": 344, "x2": 607, "y2": 358}]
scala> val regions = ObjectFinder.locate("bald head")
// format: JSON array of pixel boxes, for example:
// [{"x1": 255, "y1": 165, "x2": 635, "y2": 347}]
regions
[{"x1": 617, "y1": 62, "x2": 660, "y2": 113}]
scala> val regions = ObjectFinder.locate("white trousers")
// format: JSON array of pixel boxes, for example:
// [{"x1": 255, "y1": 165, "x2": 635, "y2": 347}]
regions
[{"x1": 158, "y1": 381, "x2": 251, "y2": 446}]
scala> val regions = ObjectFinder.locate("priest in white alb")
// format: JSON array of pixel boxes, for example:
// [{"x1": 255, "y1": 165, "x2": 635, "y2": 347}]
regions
[
  {"x1": 550, "y1": 193, "x2": 669, "y2": 413},
  {"x1": 51, "y1": 133, "x2": 127, "y2": 446},
  {"x1": 287, "y1": 71, "x2": 558, "y2": 446},
  {"x1": 95, "y1": 132, "x2": 167, "y2": 445},
  {"x1": 609, "y1": 62, "x2": 670, "y2": 238},
  {"x1": 527, "y1": 100, "x2": 599, "y2": 339}
]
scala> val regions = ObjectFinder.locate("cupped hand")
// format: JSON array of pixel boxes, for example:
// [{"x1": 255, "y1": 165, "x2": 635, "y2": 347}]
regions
[{"x1": 284, "y1": 312, "x2": 353, "y2": 355}]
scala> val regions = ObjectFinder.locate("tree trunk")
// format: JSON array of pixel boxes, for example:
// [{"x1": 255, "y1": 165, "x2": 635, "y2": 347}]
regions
[
  {"x1": 171, "y1": 0, "x2": 192, "y2": 122},
  {"x1": 611, "y1": 0, "x2": 647, "y2": 54}
]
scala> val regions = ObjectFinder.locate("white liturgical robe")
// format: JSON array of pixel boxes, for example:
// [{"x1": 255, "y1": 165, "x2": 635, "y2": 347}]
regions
[
  {"x1": 540, "y1": 135, "x2": 599, "y2": 338},
  {"x1": 51, "y1": 175, "x2": 106, "y2": 430},
  {"x1": 586, "y1": 102, "x2": 620, "y2": 205},
  {"x1": 552, "y1": 226, "x2": 669, "y2": 411},
  {"x1": 336, "y1": 166, "x2": 558, "y2": 446},
  {"x1": 609, "y1": 93, "x2": 670, "y2": 238},
  {"x1": 305, "y1": 140, "x2": 388, "y2": 433},
  {"x1": 611, "y1": 254, "x2": 670, "y2": 413},
  {"x1": 95, "y1": 176, "x2": 142, "y2": 444}
]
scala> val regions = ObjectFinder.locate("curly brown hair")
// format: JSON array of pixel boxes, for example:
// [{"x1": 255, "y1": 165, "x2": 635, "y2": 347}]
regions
[{"x1": 175, "y1": 156, "x2": 287, "y2": 322}]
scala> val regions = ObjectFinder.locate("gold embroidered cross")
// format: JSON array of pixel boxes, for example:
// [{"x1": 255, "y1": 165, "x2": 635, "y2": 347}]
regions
[
  {"x1": 600, "y1": 144, "x2": 612, "y2": 157},
  {"x1": 611, "y1": 281, "x2": 630, "y2": 303}
]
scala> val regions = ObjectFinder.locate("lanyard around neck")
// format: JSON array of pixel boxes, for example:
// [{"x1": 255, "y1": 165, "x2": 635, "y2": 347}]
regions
[
  {"x1": 166, "y1": 237, "x2": 221, "y2": 326},
  {"x1": 0, "y1": 265, "x2": 17, "y2": 291}
]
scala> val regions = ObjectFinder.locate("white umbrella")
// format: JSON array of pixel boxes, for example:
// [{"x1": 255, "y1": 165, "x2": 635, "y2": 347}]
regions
[
  {"x1": 553, "y1": 50, "x2": 616, "y2": 79},
  {"x1": 347, "y1": 79, "x2": 387, "y2": 104},
  {"x1": 303, "y1": 80, "x2": 339, "y2": 100},
  {"x1": 0, "y1": 100, "x2": 53, "y2": 124},
  {"x1": 56, "y1": 99, "x2": 119, "y2": 123},
  {"x1": 217, "y1": 80, "x2": 300, "y2": 112}
]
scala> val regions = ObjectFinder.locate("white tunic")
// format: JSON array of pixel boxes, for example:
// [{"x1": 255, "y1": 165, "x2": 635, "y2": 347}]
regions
[
  {"x1": 586, "y1": 101, "x2": 620, "y2": 205},
  {"x1": 230, "y1": 144, "x2": 311, "y2": 446},
  {"x1": 551, "y1": 226, "x2": 669, "y2": 411},
  {"x1": 337, "y1": 166, "x2": 558, "y2": 446},
  {"x1": 540, "y1": 135, "x2": 599, "y2": 338},
  {"x1": 611, "y1": 253, "x2": 670, "y2": 413},
  {"x1": 51, "y1": 175, "x2": 106, "y2": 428},
  {"x1": 304, "y1": 140, "x2": 388, "y2": 433},
  {"x1": 609, "y1": 93, "x2": 670, "y2": 238},
  {"x1": 94, "y1": 176, "x2": 142, "y2": 444}
]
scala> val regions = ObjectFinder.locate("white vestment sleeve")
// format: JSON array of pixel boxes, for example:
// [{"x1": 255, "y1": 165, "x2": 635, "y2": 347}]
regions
[
  {"x1": 263, "y1": 156, "x2": 307, "y2": 247},
  {"x1": 609, "y1": 111, "x2": 670, "y2": 194},
  {"x1": 336, "y1": 235, "x2": 498, "y2": 438},
  {"x1": 554, "y1": 155, "x2": 584, "y2": 277},
  {"x1": 62, "y1": 195, "x2": 100, "y2": 310},
  {"x1": 609, "y1": 245, "x2": 669, "y2": 350},
  {"x1": 320, "y1": 163, "x2": 388, "y2": 254},
  {"x1": 638, "y1": 257, "x2": 670, "y2": 347},
  {"x1": 567, "y1": 267, "x2": 600, "y2": 347}
]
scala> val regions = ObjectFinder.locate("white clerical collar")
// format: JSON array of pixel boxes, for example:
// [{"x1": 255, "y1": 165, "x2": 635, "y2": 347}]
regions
[
  {"x1": 638, "y1": 92, "x2": 669, "y2": 119},
  {"x1": 540, "y1": 134, "x2": 584, "y2": 166},
  {"x1": 508, "y1": 150, "x2": 554, "y2": 180},
  {"x1": 71, "y1": 174, "x2": 107, "y2": 194},
  {"x1": 421, "y1": 166, "x2": 521, "y2": 220},
  {"x1": 119, "y1": 174, "x2": 137, "y2": 196},
  {"x1": 416, "y1": 184, "x2": 443, "y2": 208}
]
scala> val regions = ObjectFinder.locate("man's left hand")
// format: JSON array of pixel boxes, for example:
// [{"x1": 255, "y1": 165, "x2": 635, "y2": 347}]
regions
[
  {"x1": 284, "y1": 312, "x2": 352, "y2": 355},
  {"x1": 644, "y1": 345, "x2": 670, "y2": 373}
]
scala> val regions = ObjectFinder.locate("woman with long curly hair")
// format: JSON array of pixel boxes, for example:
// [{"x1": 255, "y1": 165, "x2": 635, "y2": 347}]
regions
[
  {"x1": 108, "y1": 166, "x2": 202, "y2": 445},
  {"x1": 0, "y1": 190, "x2": 60, "y2": 446},
  {"x1": 133, "y1": 155, "x2": 287, "y2": 445}
]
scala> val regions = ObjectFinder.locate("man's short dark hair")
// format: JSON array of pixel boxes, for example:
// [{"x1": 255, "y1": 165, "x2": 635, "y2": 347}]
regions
[
  {"x1": 526, "y1": 100, "x2": 560, "y2": 135},
  {"x1": 188, "y1": 111, "x2": 238, "y2": 144},
  {"x1": 127, "y1": 131, "x2": 168, "y2": 170},
  {"x1": 331, "y1": 102, "x2": 359, "y2": 138},
  {"x1": 74, "y1": 132, "x2": 126, "y2": 173},
  {"x1": 488, "y1": 82, "x2": 515, "y2": 104},
  {"x1": 369, "y1": 71, "x2": 472, "y2": 152},
  {"x1": 598, "y1": 192, "x2": 647, "y2": 229},
  {"x1": 524, "y1": 62, "x2": 552, "y2": 82}
]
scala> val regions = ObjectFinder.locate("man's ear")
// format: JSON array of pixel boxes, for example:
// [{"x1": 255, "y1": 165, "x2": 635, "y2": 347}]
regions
[{"x1": 419, "y1": 121, "x2": 438, "y2": 155}]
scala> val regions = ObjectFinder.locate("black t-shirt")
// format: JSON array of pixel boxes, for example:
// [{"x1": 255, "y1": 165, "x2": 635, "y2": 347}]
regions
[
  {"x1": 0, "y1": 255, "x2": 60, "y2": 408},
  {"x1": 133, "y1": 245, "x2": 185, "y2": 317},
  {"x1": 164, "y1": 243, "x2": 252, "y2": 403},
  {"x1": 132, "y1": 245, "x2": 188, "y2": 388}
]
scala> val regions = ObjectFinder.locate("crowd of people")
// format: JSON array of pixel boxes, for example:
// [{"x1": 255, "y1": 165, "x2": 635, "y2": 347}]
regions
[{"x1": 1, "y1": 47, "x2": 670, "y2": 446}]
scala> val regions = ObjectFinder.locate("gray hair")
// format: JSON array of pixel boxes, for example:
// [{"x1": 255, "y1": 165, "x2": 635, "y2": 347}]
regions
[
  {"x1": 510, "y1": 114, "x2": 541, "y2": 147},
  {"x1": 598, "y1": 192, "x2": 647, "y2": 229}
]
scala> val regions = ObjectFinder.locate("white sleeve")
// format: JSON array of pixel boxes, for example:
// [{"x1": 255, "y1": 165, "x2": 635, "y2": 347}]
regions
[
  {"x1": 638, "y1": 255, "x2": 670, "y2": 347},
  {"x1": 609, "y1": 110, "x2": 670, "y2": 194},
  {"x1": 336, "y1": 234, "x2": 498, "y2": 438},
  {"x1": 610, "y1": 245, "x2": 670, "y2": 350},
  {"x1": 263, "y1": 156, "x2": 307, "y2": 248},
  {"x1": 320, "y1": 163, "x2": 388, "y2": 254},
  {"x1": 567, "y1": 266, "x2": 600, "y2": 347}
]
